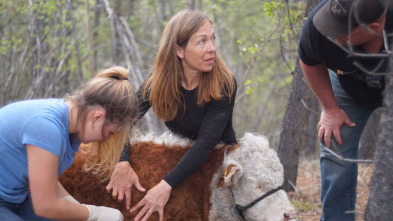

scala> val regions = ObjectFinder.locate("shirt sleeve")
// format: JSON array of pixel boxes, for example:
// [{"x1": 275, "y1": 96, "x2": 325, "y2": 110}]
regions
[
  {"x1": 298, "y1": 2, "x2": 326, "y2": 66},
  {"x1": 163, "y1": 80, "x2": 237, "y2": 188},
  {"x1": 23, "y1": 116, "x2": 64, "y2": 157},
  {"x1": 119, "y1": 82, "x2": 151, "y2": 162}
]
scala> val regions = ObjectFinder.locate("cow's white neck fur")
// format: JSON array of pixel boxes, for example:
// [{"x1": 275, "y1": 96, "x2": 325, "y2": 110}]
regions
[{"x1": 130, "y1": 131, "x2": 193, "y2": 148}]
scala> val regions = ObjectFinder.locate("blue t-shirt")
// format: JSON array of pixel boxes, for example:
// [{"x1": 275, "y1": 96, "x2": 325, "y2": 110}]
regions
[{"x1": 0, "y1": 99, "x2": 80, "y2": 203}]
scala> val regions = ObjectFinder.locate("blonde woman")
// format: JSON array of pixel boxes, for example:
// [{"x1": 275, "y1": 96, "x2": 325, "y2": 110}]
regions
[
  {"x1": 0, "y1": 66, "x2": 138, "y2": 221},
  {"x1": 106, "y1": 10, "x2": 237, "y2": 221}
]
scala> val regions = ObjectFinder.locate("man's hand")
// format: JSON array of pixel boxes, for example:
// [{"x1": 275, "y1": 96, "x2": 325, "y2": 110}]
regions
[
  {"x1": 130, "y1": 180, "x2": 172, "y2": 221},
  {"x1": 106, "y1": 161, "x2": 145, "y2": 210},
  {"x1": 318, "y1": 108, "x2": 355, "y2": 147}
]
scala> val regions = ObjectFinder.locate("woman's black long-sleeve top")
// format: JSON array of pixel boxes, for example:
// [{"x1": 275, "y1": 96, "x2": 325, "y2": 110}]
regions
[{"x1": 120, "y1": 80, "x2": 237, "y2": 188}]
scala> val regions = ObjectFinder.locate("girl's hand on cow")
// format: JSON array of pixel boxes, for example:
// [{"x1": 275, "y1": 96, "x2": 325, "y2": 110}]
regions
[
  {"x1": 130, "y1": 180, "x2": 172, "y2": 221},
  {"x1": 106, "y1": 161, "x2": 146, "y2": 210}
]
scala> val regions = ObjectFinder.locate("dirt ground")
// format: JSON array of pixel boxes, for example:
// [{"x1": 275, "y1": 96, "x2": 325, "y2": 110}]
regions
[{"x1": 287, "y1": 160, "x2": 374, "y2": 221}]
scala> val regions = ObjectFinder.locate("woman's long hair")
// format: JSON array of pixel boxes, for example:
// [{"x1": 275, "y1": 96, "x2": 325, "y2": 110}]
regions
[{"x1": 143, "y1": 10, "x2": 235, "y2": 121}]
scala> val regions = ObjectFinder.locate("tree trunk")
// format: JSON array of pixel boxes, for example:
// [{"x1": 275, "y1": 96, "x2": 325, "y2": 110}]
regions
[
  {"x1": 303, "y1": 97, "x2": 320, "y2": 157},
  {"x1": 188, "y1": 0, "x2": 195, "y2": 10},
  {"x1": 113, "y1": 0, "x2": 122, "y2": 64},
  {"x1": 277, "y1": 0, "x2": 322, "y2": 192},
  {"x1": 358, "y1": 109, "x2": 381, "y2": 160},
  {"x1": 67, "y1": 0, "x2": 83, "y2": 82},
  {"x1": 278, "y1": 60, "x2": 318, "y2": 191},
  {"x1": 364, "y1": 66, "x2": 393, "y2": 221},
  {"x1": 93, "y1": 0, "x2": 101, "y2": 72},
  {"x1": 85, "y1": 0, "x2": 94, "y2": 76}
]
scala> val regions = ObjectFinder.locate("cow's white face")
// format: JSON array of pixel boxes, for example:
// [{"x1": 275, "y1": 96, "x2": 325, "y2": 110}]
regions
[{"x1": 209, "y1": 133, "x2": 297, "y2": 221}]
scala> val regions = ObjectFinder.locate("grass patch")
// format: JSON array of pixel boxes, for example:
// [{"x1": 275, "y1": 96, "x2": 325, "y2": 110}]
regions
[{"x1": 291, "y1": 199, "x2": 314, "y2": 212}]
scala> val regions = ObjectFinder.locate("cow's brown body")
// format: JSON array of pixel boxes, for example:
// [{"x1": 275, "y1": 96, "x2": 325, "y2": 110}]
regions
[{"x1": 59, "y1": 138, "x2": 230, "y2": 221}]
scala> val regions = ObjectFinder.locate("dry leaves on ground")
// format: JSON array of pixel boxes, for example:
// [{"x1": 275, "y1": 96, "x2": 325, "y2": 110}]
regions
[{"x1": 288, "y1": 160, "x2": 374, "y2": 221}]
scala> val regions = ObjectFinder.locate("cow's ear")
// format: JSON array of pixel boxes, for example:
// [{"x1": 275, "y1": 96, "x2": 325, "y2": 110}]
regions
[{"x1": 218, "y1": 162, "x2": 243, "y2": 187}]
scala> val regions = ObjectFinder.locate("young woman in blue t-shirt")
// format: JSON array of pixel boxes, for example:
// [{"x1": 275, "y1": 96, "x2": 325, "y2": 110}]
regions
[{"x1": 0, "y1": 66, "x2": 138, "y2": 221}]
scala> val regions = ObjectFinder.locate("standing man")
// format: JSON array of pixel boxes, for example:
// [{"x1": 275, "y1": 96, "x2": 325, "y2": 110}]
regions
[{"x1": 298, "y1": 0, "x2": 392, "y2": 220}]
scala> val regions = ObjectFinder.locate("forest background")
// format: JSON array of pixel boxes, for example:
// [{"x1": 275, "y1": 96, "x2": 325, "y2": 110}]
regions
[
  {"x1": 0, "y1": 0, "x2": 379, "y2": 162},
  {"x1": 1, "y1": 0, "x2": 389, "y2": 220},
  {"x1": 0, "y1": 0, "x2": 306, "y2": 145}
]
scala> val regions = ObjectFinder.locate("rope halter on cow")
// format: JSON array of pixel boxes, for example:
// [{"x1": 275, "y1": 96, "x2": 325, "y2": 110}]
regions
[{"x1": 229, "y1": 185, "x2": 283, "y2": 221}]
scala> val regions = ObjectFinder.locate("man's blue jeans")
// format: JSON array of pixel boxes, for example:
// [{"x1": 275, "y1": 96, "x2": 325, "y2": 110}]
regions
[
  {"x1": 320, "y1": 72, "x2": 379, "y2": 221},
  {"x1": 0, "y1": 195, "x2": 52, "y2": 221}
]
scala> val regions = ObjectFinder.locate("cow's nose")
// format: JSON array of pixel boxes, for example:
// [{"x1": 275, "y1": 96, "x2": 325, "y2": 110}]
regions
[{"x1": 283, "y1": 210, "x2": 298, "y2": 221}]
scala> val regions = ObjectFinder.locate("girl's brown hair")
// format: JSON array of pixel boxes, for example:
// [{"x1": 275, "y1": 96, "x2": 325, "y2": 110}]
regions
[
  {"x1": 65, "y1": 66, "x2": 138, "y2": 180},
  {"x1": 143, "y1": 10, "x2": 235, "y2": 121}
]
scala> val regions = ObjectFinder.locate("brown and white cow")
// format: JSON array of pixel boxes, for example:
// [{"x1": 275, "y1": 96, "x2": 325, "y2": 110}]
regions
[{"x1": 59, "y1": 132, "x2": 297, "y2": 221}]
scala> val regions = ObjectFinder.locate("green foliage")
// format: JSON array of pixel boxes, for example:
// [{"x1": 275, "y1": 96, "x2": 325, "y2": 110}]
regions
[
  {"x1": 285, "y1": 75, "x2": 294, "y2": 85},
  {"x1": 244, "y1": 80, "x2": 253, "y2": 95},
  {"x1": 263, "y1": 2, "x2": 284, "y2": 17},
  {"x1": 211, "y1": 0, "x2": 306, "y2": 135}
]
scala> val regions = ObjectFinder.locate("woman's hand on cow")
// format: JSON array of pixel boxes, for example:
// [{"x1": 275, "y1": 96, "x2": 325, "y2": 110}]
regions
[
  {"x1": 130, "y1": 180, "x2": 172, "y2": 221},
  {"x1": 106, "y1": 161, "x2": 146, "y2": 210}
]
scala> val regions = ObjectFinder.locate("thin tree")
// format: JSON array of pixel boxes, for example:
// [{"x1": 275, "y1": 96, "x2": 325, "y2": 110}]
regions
[
  {"x1": 359, "y1": 109, "x2": 381, "y2": 159},
  {"x1": 277, "y1": 0, "x2": 321, "y2": 191},
  {"x1": 364, "y1": 44, "x2": 393, "y2": 220}
]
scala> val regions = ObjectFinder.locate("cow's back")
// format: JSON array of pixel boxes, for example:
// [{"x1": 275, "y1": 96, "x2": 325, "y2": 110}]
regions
[{"x1": 59, "y1": 138, "x2": 226, "y2": 221}]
